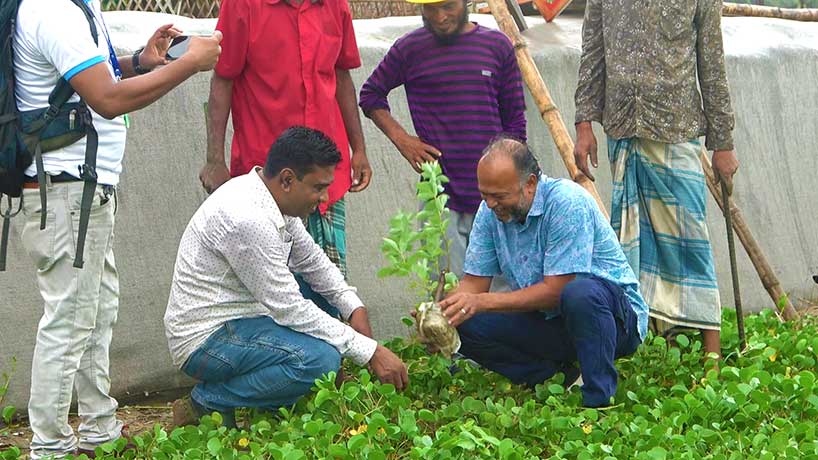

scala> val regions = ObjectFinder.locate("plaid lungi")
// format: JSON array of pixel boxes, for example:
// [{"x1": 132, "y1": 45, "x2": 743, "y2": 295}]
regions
[
  {"x1": 608, "y1": 137, "x2": 721, "y2": 332},
  {"x1": 304, "y1": 198, "x2": 347, "y2": 277}
]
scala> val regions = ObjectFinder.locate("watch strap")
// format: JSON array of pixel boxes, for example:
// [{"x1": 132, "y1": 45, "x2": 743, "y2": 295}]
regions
[{"x1": 132, "y1": 46, "x2": 149, "y2": 75}]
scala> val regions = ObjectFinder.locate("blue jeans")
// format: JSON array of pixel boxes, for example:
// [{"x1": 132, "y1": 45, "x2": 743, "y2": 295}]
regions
[
  {"x1": 457, "y1": 277, "x2": 642, "y2": 407},
  {"x1": 181, "y1": 316, "x2": 341, "y2": 412}
]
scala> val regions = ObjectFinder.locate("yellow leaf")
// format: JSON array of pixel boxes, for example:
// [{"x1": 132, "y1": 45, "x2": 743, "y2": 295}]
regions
[{"x1": 769, "y1": 352, "x2": 777, "y2": 362}]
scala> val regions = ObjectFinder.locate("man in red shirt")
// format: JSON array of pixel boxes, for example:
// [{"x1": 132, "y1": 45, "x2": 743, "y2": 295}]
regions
[{"x1": 199, "y1": 0, "x2": 370, "y2": 290}]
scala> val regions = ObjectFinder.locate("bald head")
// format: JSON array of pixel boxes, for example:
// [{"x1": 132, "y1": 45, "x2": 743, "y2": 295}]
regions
[
  {"x1": 478, "y1": 136, "x2": 541, "y2": 184},
  {"x1": 477, "y1": 135, "x2": 541, "y2": 223}
]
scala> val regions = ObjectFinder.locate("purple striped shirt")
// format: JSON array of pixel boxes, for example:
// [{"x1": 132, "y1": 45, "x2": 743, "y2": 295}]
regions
[{"x1": 359, "y1": 24, "x2": 527, "y2": 214}]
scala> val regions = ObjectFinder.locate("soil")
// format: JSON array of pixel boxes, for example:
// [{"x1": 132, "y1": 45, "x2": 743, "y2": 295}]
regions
[{"x1": 0, "y1": 391, "x2": 182, "y2": 459}]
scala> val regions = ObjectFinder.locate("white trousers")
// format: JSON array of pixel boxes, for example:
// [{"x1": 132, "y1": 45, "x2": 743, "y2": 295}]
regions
[{"x1": 21, "y1": 181, "x2": 123, "y2": 459}]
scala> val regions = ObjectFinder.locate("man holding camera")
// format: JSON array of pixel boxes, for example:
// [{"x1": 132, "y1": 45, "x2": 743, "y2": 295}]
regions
[{"x1": 13, "y1": 0, "x2": 221, "y2": 456}]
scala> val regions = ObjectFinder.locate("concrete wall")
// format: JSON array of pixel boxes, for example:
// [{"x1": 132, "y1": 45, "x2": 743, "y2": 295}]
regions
[{"x1": 1, "y1": 12, "x2": 817, "y2": 411}]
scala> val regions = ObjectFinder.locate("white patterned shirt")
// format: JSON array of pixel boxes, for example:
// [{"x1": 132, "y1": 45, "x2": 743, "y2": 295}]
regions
[{"x1": 164, "y1": 168, "x2": 378, "y2": 367}]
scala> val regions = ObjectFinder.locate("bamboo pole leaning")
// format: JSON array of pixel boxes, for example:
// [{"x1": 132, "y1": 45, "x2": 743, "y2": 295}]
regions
[
  {"x1": 485, "y1": 0, "x2": 609, "y2": 219},
  {"x1": 723, "y1": 2, "x2": 818, "y2": 22},
  {"x1": 487, "y1": 0, "x2": 799, "y2": 321},
  {"x1": 699, "y1": 148, "x2": 798, "y2": 321}
]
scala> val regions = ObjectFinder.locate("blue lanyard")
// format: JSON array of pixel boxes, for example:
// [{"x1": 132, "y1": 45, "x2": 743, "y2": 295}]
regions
[
  {"x1": 88, "y1": 1, "x2": 121, "y2": 80},
  {"x1": 104, "y1": 37, "x2": 121, "y2": 81}
]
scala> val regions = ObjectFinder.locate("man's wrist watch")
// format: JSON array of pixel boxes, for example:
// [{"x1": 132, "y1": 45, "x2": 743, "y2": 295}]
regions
[{"x1": 132, "y1": 46, "x2": 150, "y2": 75}]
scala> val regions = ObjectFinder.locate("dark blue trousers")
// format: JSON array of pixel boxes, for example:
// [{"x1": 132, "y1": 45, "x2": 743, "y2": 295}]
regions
[
  {"x1": 294, "y1": 273, "x2": 339, "y2": 318},
  {"x1": 457, "y1": 277, "x2": 642, "y2": 407}
]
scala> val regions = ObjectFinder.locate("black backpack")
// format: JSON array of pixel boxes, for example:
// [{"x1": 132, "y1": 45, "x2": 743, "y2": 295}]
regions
[{"x1": 0, "y1": 0, "x2": 100, "y2": 271}]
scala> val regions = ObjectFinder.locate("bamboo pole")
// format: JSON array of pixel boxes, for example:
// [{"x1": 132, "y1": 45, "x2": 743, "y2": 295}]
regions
[
  {"x1": 488, "y1": 0, "x2": 799, "y2": 320},
  {"x1": 723, "y1": 2, "x2": 818, "y2": 22},
  {"x1": 485, "y1": 0, "x2": 609, "y2": 219},
  {"x1": 699, "y1": 149, "x2": 798, "y2": 321}
]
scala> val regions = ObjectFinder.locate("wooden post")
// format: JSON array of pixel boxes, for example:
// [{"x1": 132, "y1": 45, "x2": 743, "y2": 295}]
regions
[
  {"x1": 723, "y1": 3, "x2": 818, "y2": 21},
  {"x1": 488, "y1": 0, "x2": 799, "y2": 320},
  {"x1": 486, "y1": 0, "x2": 609, "y2": 219}
]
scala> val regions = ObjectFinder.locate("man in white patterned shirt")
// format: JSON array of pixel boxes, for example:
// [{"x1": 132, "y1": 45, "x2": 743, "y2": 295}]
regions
[{"x1": 165, "y1": 127, "x2": 408, "y2": 427}]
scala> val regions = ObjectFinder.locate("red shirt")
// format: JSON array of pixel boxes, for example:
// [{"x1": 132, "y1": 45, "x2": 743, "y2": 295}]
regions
[{"x1": 215, "y1": 0, "x2": 361, "y2": 212}]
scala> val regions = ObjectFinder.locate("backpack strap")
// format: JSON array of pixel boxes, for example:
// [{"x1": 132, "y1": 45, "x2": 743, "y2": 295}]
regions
[
  {"x1": 0, "y1": 194, "x2": 22, "y2": 271},
  {"x1": 66, "y1": 0, "x2": 100, "y2": 269},
  {"x1": 68, "y1": 0, "x2": 98, "y2": 47},
  {"x1": 32, "y1": 76, "x2": 83, "y2": 230},
  {"x1": 72, "y1": 105, "x2": 97, "y2": 269}
]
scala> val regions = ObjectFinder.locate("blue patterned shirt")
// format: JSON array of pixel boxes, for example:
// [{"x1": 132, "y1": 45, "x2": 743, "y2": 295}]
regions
[{"x1": 464, "y1": 175, "x2": 649, "y2": 339}]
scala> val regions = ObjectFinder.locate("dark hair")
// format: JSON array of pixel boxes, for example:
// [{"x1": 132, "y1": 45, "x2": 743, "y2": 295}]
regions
[
  {"x1": 263, "y1": 126, "x2": 341, "y2": 179},
  {"x1": 482, "y1": 133, "x2": 541, "y2": 181}
]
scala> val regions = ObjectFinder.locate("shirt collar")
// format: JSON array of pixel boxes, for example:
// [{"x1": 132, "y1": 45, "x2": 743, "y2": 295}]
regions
[
  {"x1": 511, "y1": 175, "x2": 547, "y2": 231},
  {"x1": 250, "y1": 167, "x2": 287, "y2": 231},
  {"x1": 527, "y1": 175, "x2": 548, "y2": 218}
]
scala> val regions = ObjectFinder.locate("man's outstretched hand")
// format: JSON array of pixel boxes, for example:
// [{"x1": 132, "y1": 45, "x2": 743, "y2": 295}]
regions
[{"x1": 368, "y1": 345, "x2": 409, "y2": 390}]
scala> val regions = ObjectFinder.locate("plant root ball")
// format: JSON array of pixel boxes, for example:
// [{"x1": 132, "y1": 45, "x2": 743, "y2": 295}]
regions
[{"x1": 417, "y1": 301, "x2": 461, "y2": 358}]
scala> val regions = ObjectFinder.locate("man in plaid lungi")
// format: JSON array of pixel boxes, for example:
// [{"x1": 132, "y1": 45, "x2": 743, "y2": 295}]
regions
[{"x1": 573, "y1": 0, "x2": 740, "y2": 355}]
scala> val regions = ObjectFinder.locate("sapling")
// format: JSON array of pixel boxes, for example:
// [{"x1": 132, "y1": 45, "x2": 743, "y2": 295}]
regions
[{"x1": 378, "y1": 162, "x2": 461, "y2": 357}]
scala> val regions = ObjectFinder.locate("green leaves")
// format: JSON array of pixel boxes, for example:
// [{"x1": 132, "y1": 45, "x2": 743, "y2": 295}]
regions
[
  {"x1": 1, "y1": 311, "x2": 817, "y2": 460},
  {"x1": 0, "y1": 357, "x2": 16, "y2": 427},
  {"x1": 377, "y1": 162, "x2": 456, "y2": 305},
  {"x1": 1, "y1": 406, "x2": 14, "y2": 425}
]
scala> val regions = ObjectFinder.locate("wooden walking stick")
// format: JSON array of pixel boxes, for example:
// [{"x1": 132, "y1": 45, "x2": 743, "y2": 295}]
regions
[
  {"x1": 700, "y1": 150, "x2": 798, "y2": 321},
  {"x1": 488, "y1": 0, "x2": 799, "y2": 321},
  {"x1": 485, "y1": 0, "x2": 608, "y2": 219},
  {"x1": 721, "y1": 180, "x2": 747, "y2": 350},
  {"x1": 722, "y1": 2, "x2": 818, "y2": 22}
]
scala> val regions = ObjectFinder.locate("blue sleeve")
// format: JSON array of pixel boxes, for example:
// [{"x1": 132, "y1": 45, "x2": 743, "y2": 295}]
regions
[
  {"x1": 463, "y1": 203, "x2": 501, "y2": 277},
  {"x1": 64, "y1": 56, "x2": 106, "y2": 80},
  {"x1": 542, "y1": 186, "x2": 596, "y2": 277}
]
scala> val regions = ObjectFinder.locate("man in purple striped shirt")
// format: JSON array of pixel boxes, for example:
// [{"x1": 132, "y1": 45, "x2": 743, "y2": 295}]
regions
[{"x1": 359, "y1": 0, "x2": 527, "y2": 279}]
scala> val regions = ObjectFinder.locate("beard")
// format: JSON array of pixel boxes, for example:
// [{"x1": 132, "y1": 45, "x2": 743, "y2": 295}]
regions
[
  {"x1": 493, "y1": 204, "x2": 527, "y2": 224},
  {"x1": 422, "y1": 8, "x2": 470, "y2": 45},
  {"x1": 493, "y1": 193, "x2": 532, "y2": 224}
]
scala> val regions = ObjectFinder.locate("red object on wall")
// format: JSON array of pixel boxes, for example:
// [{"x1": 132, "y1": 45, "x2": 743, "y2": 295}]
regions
[{"x1": 532, "y1": 0, "x2": 574, "y2": 22}]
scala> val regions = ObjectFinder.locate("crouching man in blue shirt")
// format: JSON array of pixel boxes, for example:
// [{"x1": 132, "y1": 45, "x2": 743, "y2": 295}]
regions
[{"x1": 439, "y1": 135, "x2": 649, "y2": 407}]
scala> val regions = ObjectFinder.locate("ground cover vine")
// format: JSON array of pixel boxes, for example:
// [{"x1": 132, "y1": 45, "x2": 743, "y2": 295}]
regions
[{"x1": 3, "y1": 310, "x2": 817, "y2": 460}]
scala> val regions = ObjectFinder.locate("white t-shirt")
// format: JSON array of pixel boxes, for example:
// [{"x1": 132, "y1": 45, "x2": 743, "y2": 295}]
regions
[{"x1": 14, "y1": 0, "x2": 127, "y2": 186}]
